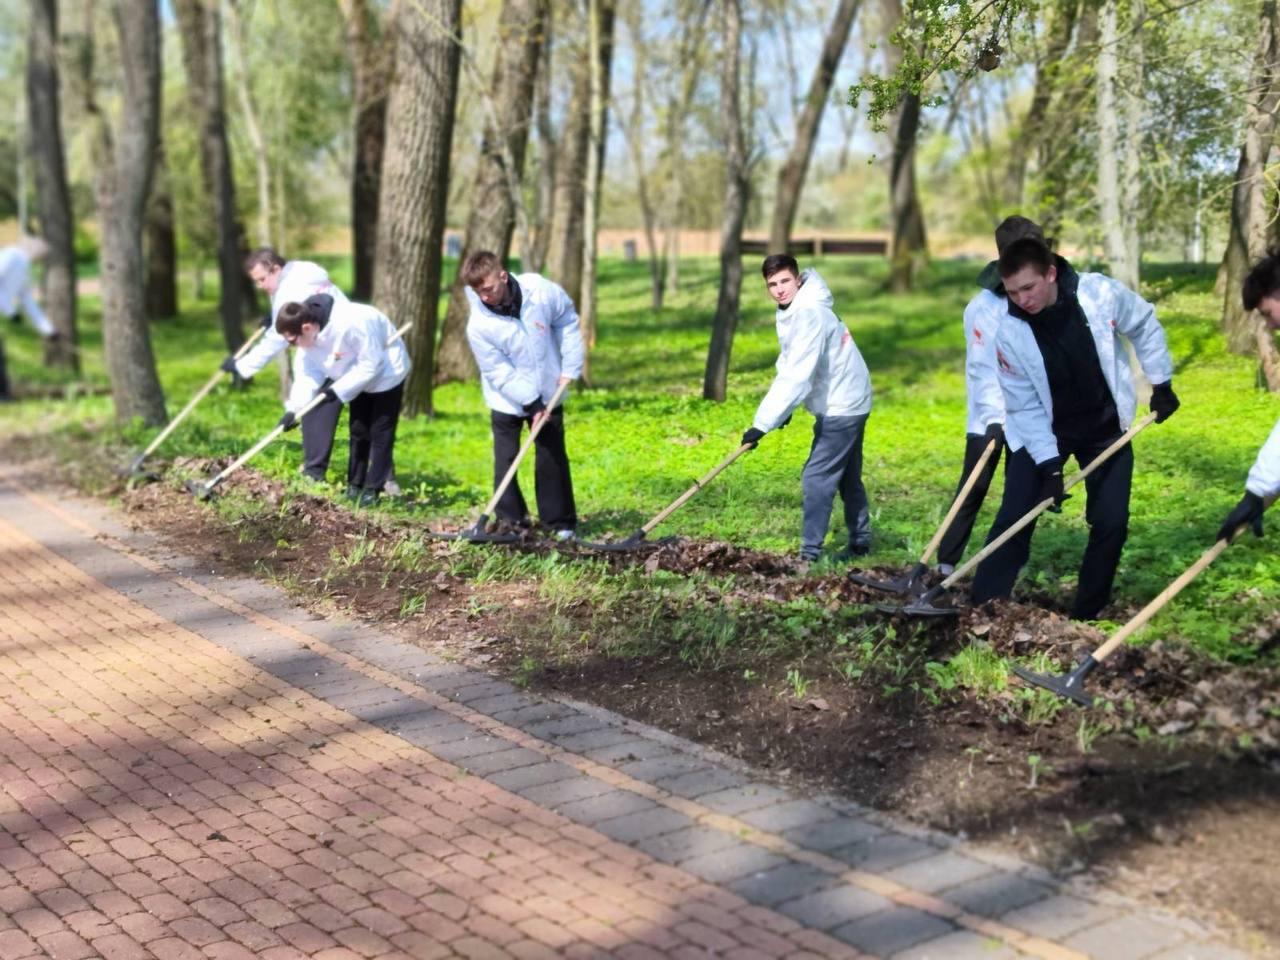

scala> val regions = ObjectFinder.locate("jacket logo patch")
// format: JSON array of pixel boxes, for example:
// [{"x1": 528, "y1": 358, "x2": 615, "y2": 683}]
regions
[
  {"x1": 840, "y1": 330, "x2": 851, "y2": 346},
  {"x1": 973, "y1": 326, "x2": 983, "y2": 343},
  {"x1": 534, "y1": 321, "x2": 547, "y2": 334},
  {"x1": 996, "y1": 348, "x2": 1015, "y2": 375}
]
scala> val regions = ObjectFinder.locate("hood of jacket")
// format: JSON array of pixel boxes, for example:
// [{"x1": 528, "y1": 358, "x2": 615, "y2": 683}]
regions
[{"x1": 779, "y1": 268, "x2": 834, "y2": 317}]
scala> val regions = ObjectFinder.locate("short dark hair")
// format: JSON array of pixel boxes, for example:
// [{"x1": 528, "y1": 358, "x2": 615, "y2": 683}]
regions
[
  {"x1": 461, "y1": 250, "x2": 504, "y2": 288},
  {"x1": 998, "y1": 237, "x2": 1054, "y2": 278},
  {"x1": 275, "y1": 301, "x2": 316, "y2": 338},
  {"x1": 244, "y1": 247, "x2": 285, "y2": 273},
  {"x1": 761, "y1": 254, "x2": 799, "y2": 281},
  {"x1": 1243, "y1": 249, "x2": 1280, "y2": 311}
]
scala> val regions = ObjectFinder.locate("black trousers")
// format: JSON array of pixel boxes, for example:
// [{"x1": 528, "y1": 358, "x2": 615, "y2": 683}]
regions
[
  {"x1": 490, "y1": 406, "x2": 576, "y2": 529},
  {"x1": 0, "y1": 335, "x2": 9, "y2": 399},
  {"x1": 300, "y1": 393, "x2": 343, "y2": 480},
  {"x1": 347, "y1": 382, "x2": 403, "y2": 492},
  {"x1": 970, "y1": 435, "x2": 1133, "y2": 620},
  {"x1": 936, "y1": 433, "x2": 1006, "y2": 566}
]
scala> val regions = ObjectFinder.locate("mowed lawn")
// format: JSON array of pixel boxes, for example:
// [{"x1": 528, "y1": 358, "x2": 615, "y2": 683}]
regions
[{"x1": 3, "y1": 255, "x2": 1277, "y2": 661}]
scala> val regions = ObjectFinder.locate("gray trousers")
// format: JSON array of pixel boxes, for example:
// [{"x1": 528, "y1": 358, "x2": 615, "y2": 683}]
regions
[{"x1": 801, "y1": 413, "x2": 870, "y2": 558}]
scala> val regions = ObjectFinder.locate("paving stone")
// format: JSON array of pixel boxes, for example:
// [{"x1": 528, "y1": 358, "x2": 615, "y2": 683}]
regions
[
  {"x1": 491, "y1": 702, "x2": 578, "y2": 727},
  {"x1": 776, "y1": 883, "x2": 894, "y2": 930},
  {"x1": 423, "y1": 736, "x2": 514, "y2": 763},
  {"x1": 1001, "y1": 893, "x2": 1119, "y2": 940},
  {"x1": 940, "y1": 872, "x2": 1053, "y2": 918},
  {"x1": 580, "y1": 739, "x2": 673, "y2": 766},
  {"x1": 783, "y1": 816, "x2": 883, "y2": 853},
  {"x1": 550, "y1": 728, "x2": 639, "y2": 754},
  {"x1": 326, "y1": 684, "x2": 404, "y2": 713},
  {"x1": 653, "y1": 766, "x2": 746, "y2": 800},
  {"x1": 516, "y1": 776, "x2": 615, "y2": 807},
  {"x1": 617, "y1": 755, "x2": 708, "y2": 784},
  {"x1": 634, "y1": 825, "x2": 740, "y2": 865},
  {"x1": 1147, "y1": 944, "x2": 1255, "y2": 960},
  {"x1": 465, "y1": 693, "x2": 536, "y2": 717},
  {"x1": 523, "y1": 714, "x2": 608, "y2": 741},
  {"x1": 829, "y1": 832, "x2": 940, "y2": 873},
  {"x1": 697, "y1": 783, "x2": 793, "y2": 816},
  {"x1": 553, "y1": 790, "x2": 657, "y2": 825},
  {"x1": 396, "y1": 720, "x2": 481, "y2": 747},
  {"x1": 679, "y1": 844, "x2": 789, "y2": 884},
  {"x1": 449, "y1": 681, "x2": 519, "y2": 705},
  {"x1": 831, "y1": 905, "x2": 956, "y2": 956},
  {"x1": 456, "y1": 747, "x2": 546, "y2": 777},
  {"x1": 1062, "y1": 912, "x2": 1188, "y2": 960},
  {"x1": 891, "y1": 929, "x2": 1023, "y2": 959},
  {"x1": 486, "y1": 761, "x2": 579, "y2": 793},
  {"x1": 737, "y1": 799, "x2": 838, "y2": 835},
  {"x1": 881, "y1": 850, "x2": 996, "y2": 894},
  {"x1": 363, "y1": 700, "x2": 456, "y2": 730},
  {"x1": 726, "y1": 862, "x2": 835, "y2": 908},
  {"x1": 593, "y1": 807, "x2": 695, "y2": 844}
]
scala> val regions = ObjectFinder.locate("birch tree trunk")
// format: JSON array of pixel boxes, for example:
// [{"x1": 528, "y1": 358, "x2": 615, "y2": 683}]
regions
[
  {"x1": 767, "y1": 0, "x2": 861, "y2": 253},
  {"x1": 145, "y1": 143, "x2": 178, "y2": 320},
  {"x1": 528, "y1": 8, "x2": 555, "y2": 274},
  {"x1": 174, "y1": 0, "x2": 250, "y2": 352},
  {"x1": 1095, "y1": 0, "x2": 1137, "y2": 288},
  {"x1": 882, "y1": 0, "x2": 926, "y2": 293},
  {"x1": 27, "y1": 0, "x2": 78, "y2": 372},
  {"x1": 436, "y1": 0, "x2": 548, "y2": 385},
  {"x1": 80, "y1": 0, "x2": 166, "y2": 425},
  {"x1": 1120, "y1": 0, "x2": 1144, "y2": 285},
  {"x1": 339, "y1": 0, "x2": 391, "y2": 301},
  {"x1": 577, "y1": 0, "x2": 613, "y2": 383},
  {"x1": 702, "y1": 0, "x2": 747, "y2": 403},
  {"x1": 225, "y1": 0, "x2": 272, "y2": 248},
  {"x1": 374, "y1": 0, "x2": 462, "y2": 417}
]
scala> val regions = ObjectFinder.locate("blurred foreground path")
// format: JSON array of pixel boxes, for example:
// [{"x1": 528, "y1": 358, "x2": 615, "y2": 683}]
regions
[{"x1": 0, "y1": 472, "x2": 1253, "y2": 960}]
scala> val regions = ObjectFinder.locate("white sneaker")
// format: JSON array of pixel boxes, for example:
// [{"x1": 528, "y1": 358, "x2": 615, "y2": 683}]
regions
[
  {"x1": 554, "y1": 529, "x2": 576, "y2": 542},
  {"x1": 383, "y1": 479, "x2": 402, "y2": 497},
  {"x1": 937, "y1": 563, "x2": 955, "y2": 577}
]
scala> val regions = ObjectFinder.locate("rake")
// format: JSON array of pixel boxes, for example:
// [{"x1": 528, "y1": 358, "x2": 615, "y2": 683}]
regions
[
  {"x1": 428, "y1": 379, "x2": 572, "y2": 544},
  {"x1": 1013, "y1": 494, "x2": 1276, "y2": 705},
  {"x1": 849, "y1": 435, "x2": 999, "y2": 596},
  {"x1": 578, "y1": 442, "x2": 754, "y2": 552},
  {"x1": 184, "y1": 321, "x2": 412, "y2": 500},
  {"x1": 120, "y1": 325, "x2": 268, "y2": 481},
  {"x1": 881, "y1": 413, "x2": 1156, "y2": 618}
]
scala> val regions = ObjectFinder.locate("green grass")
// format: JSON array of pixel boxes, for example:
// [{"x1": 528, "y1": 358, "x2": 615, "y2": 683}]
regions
[{"x1": 3, "y1": 254, "x2": 1277, "y2": 663}]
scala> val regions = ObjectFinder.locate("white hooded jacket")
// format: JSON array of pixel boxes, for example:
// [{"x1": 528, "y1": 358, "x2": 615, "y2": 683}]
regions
[
  {"x1": 751, "y1": 269, "x2": 872, "y2": 432},
  {"x1": 994, "y1": 271, "x2": 1173, "y2": 464},
  {"x1": 963, "y1": 288, "x2": 1006, "y2": 434},
  {"x1": 0, "y1": 246, "x2": 52, "y2": 336},
  {"x1": 235, "y1": 261, "x2": 349, "y2": 379},
  {"x1": 286, "y1": 300, "x2": 410, "y2": 413},
  {"x1": 1247, "y1": 418, "x2": 1280, "y2": 498},
  {"x1": 465, "y1": 273, "x2": 585, "y2": 416}
]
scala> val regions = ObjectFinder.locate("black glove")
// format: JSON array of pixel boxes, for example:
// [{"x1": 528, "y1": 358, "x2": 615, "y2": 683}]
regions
[
  {"x1": 45, "y1": 330, "x2": 61, "y2": 344},
  {"x1": 277, "y1": 411, "x2": 298, "y2": 432},
  {"x1": 220, "y1": 356, "x2": 239, "y2": 375},
  {"x1": 779, "y1": 414, "x2": 793, "y2": 430},
  {"x1": 741, "y1": 427, "x2": 765, "y2": 449},
  {"x1": 983, "y1": 421, "x2": 1004, "y2": 446},
  {"x1": 1037, "y1": 457, "x2": 1068, "y2": 512},
  {"x1": 320, "y1": 386, "x2": 338, "y2": 404},
  {"x1": 259, "y1": 312, "x2": 273, "y2": 330},
  {"x1": 1150, "y1": 381, "x2": 1180, "y2": 424},
  {"x1": 523, "y1": 398, "x2": 546, "y2": 417},
  {"x1": 1217, "y1": 491, "x2": 1265, "y2": 542}
]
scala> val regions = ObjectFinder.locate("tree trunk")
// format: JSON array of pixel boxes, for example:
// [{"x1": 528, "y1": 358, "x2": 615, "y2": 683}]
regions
[
  {"x1": 619, "y1": 6, "x2": 663, "y2": 309},
  {"x1": 374, "y1": 0, "x2": 462, "y2": 418},
  {"x1": 80, "y1": 0, "x2": 166, "y2": 425},
  {"x1": 767, "y1": 0, "x2": 861, "y2": 254},
  {"x1": 225, "y1": 0, "x2": 272, "y2": 248},
  {"x1": 436, "y1": 0, "x2": 548, "y2": 385},
  {"x1": 145, "y1": 143, "x2": 178, "y2": 320},
  {"x1": 1095, "y1": 0, "x2": 1135, "y2": 288},
  {"x1": 174, "y1": 0, "x2": 249, "y2": 352},
  {"x1": 1007, "y1": 0, "x2": 1078, "y2": 207},
  {"x1": 702, "y1": 0, "x2": 747, "y2": 403},
  {"x1": 26, "y1": 0, "x2": 78, "y2": 372},
  {"x1": 1222, "y1": 0, "x2": 1280, "y2": 365},
  {"x1": 339, "y1": 0, "x2": 391, "y2": 302},
  {"x1": 882, "y1": 0, "x2": 926, "y2": 293},
  {"x1": 528, "y1": 8, "x2": 555, "y2": 274},
  {"x1": 577, "y1": 0, "x2": 615, "y2": 383},
  {"x1": 1120, "y1": 0, "x2": 1144, "y2": 284}
]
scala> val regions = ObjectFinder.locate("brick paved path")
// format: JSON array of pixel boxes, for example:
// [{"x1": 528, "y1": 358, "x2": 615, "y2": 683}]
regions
[{"x1": 0, "y1": 475, "x2": 1253, "y2": 960}]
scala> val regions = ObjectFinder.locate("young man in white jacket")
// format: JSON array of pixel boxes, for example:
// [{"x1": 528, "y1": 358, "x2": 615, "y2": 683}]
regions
[
  {"x1": 224, "y1": 248, "x2": 351, "y2": 484},
  {"x1": 1217, "y1": 251, "x2": 1280, "y2": 540},
  {"x1": 971, "y1": 237, "x2": 1179, "y2": 619},
  {"x1": 742, "y1": 254, "x2": 873, "y2": 564},
  {"x1": 462, "y1": 250, "x2": 583, "y2": 538},
  {"x1": 274, "y1": 295, "x2": 410, "y2": 505},
  {"x1": 0, "y1": 237, "x2": 58, "y2": 400},
  {"x1": 935, "y1": 217, "x2": 1046, "y2": 574}
]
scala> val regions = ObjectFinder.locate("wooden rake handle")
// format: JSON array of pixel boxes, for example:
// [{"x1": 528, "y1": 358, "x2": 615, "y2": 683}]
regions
[
  {"x1": 919, "y1": 437, "x2": 999, "y2": 565},
  {"x1": 641, "y1": 442, "x2": 754, "y2": 536},
  {"x1": 207, "y1": 321, "x2": 414, "y2": 491},
  {"x1": 481, "y1": 378, "x2": 573, "y2": 518},
  {"x1": 938, "y1": 413, "x2": 1158, "y2": 591},
  {"x1": 1093, "y1": 492, "x2": 1278, "y2": 662},
  {"x1": 139, "y1": 325, "x2": 269, "y2": 460}
]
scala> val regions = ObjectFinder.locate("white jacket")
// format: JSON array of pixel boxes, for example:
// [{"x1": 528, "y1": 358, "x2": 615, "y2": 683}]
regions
[
  {"x1": 286, "y1": 300, "x2": 410, "y2": 413},
  {"x1": 752, "y1": 269, "x2": 871, "y2": 432},
  {"x1": 235, "y1": 261, "x2": 348, "y2": 379},
  {"x1": 466, "y1": 273, "x2": 584, "y2": 415},
  {"x1": 964, "y1": 288, "x2": 1006, "y2": 435},
  {"x1": 0, "y1": 247, "x2": 52, "y2": 336},
  {"x1": 1247, "y1": 418, "x2": 1280, "y2": 498},
  {"x1": 994, "y1": 271, "x2": 1173, "y2": 464}
]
